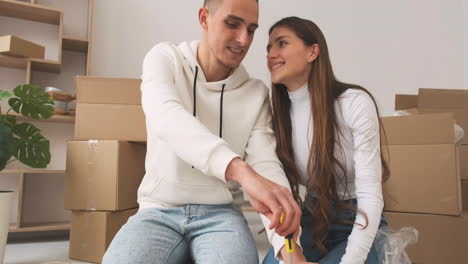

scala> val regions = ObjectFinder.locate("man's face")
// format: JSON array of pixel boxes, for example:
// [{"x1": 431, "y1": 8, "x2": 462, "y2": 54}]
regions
[{"x1": 204, "y1": 0, "x2": 259, "y2": 68}]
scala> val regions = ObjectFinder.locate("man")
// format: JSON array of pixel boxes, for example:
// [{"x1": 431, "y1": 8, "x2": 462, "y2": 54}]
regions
[{"x1": 103, "y1": 0, "x2": 301, "y2": 263}]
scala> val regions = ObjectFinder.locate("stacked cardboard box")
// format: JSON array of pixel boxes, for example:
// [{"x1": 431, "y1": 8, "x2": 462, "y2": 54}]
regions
[
  {"x1": 382, "y1": 89, "x2": 468, "y2": 264},
  {"x1": 395, "y1": 88, "x2": 468, "y2": 144},
  {"x1": 65, "y1": 76, "x2": 146, "y2": 263},
  {"x1": 381, "y1": 113, "x2": 462, "y2": 215},
  {"x1": 383, "y1": 212, "x2": 468, "y2": 264},
  {"x1": 74, "y1": 76, "x2": 146, "y2": 141}
]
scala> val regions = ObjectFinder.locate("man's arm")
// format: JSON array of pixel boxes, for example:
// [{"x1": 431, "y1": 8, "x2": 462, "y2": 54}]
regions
[{"x1": 232, "y1": 90, "x2": 302, "y2": 257}]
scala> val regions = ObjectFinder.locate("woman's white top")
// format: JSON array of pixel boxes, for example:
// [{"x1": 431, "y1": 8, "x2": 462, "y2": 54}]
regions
[{"x1": 288, "y1": 84, "x2": 384, "y2": 264}]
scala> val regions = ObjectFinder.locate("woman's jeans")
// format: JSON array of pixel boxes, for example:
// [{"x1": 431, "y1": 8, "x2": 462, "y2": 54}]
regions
[
  {"x1": 263, "y1": 199, "x2": 388, "y2": 264},
  {"x1": 103, "y1": 204, "x2": 259, "y2": 264}
]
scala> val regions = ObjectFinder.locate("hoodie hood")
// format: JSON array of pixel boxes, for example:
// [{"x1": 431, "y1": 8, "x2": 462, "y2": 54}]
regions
[{"x1": 178, "y1": 40, "x2": 250, "y2": 92}]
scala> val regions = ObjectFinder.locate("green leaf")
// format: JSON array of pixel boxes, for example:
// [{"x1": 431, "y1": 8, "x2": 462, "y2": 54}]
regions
[
  {"x1": 0, "y1": 115, "x2": 16, "y2": 128},
  {"x1": 0, "y1": 90, "x2": 12, "y2": 101},
  {"x1": 8, "y1": 84, "x2": 54, "y2": 120},
  {"x1": 0, "y1": 123, "x2": 14, "y2": 171},
  {"x1": 12, "y1": 122, "x2": 50, "y2": 168}
]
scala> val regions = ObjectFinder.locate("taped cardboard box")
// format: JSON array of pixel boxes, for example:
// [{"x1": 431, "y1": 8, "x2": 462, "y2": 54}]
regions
[
  {"x1": 70, "y1": 208, "x2": 137, "y2": 263},
  {"x1": 74, "y1": 76, "x2": 146, "y2": 141},
  {"x1": 394, "y1": 94, "x2": 418, "y2": 111},
  {"x1": 417, "y1": 88, "x2": 468, "y2": 144},
  {"x1": 65, "y1": 141, "x2": 146, "y2": 211},
  {"x1": 418, "y1": 108, "x2": 468, "y2": 145},
  {"x1": 463, "y1": 181, "x2": 468, "y2": 212},
  {"x1": 75, "y1": 103, "x2": 146, "y2": 141},
  {"x1": 381, "y1": 113, "x2": 456, "y2": 145},
  {"x1": 381, "y1": 113, "x2": 462, "y2": 215},
  {"x1": 75, "y1": 76, "x2": 142, "y2": 105},
  {"x1": 418, "y1": 88, "x2": 468, "y2": 109},
  {"x1": 0, "y1": 35, "x2": 45, "y2": 59},
  {"x1": 458, "y1": 145, "x2": 468, "y2": 180},
  {"x1": 384, "y1": 212, "x2": 468, "y2": 264}
]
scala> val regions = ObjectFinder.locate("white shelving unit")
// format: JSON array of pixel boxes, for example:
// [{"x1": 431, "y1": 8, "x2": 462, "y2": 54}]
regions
[{"x1": 0, "y1": 0, "x2": 94, "y2": 233}]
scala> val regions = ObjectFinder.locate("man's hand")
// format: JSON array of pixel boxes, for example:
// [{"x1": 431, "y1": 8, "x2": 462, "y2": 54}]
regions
[{"x1": 225, "y1": 158, "x2": 301, "y2": 236}]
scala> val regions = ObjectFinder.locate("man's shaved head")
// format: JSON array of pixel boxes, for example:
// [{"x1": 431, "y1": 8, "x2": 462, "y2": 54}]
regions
[
  {"x1": 203, "y1": 0, "x2": 258, "y2": 13},
  {"x1": 203, "y1": 0, "x2": 222, "y2": 11}
]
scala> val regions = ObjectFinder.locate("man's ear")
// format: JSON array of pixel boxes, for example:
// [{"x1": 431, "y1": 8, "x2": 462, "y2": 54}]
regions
[
  {"x1": 307, "y1": 44, "x2": 320, "y2": 63},
  {"x1": 199, "y1": 7, "x2": 209, "y2": 29}
]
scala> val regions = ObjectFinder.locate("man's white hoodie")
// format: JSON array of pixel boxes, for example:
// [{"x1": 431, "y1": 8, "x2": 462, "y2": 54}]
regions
[{"x1": 138, "y1": 40, "x2": 292, "y2": 257}]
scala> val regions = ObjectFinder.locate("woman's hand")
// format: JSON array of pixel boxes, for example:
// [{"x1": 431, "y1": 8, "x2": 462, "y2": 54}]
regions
[{"x1": 280, "y1": 243, "x2": 317, "y2": 264}]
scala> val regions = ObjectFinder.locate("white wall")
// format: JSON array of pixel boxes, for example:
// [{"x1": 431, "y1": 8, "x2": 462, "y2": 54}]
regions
[
  {"x1": 464, "y1": 0, "x2": 468, "y2": 92},
  {"x1": 90, "y1": 0, "x2": 466, "y2": 116}
]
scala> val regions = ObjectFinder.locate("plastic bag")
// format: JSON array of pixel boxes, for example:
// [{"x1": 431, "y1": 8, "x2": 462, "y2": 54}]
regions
[{"x1": 374, "y1": 226, "x2": 418, "y2": 264}]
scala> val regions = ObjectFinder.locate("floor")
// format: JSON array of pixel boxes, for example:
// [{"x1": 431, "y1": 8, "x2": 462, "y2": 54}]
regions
[{"x1": 4, "y1": 212, "x2": 271, "y2": 264}]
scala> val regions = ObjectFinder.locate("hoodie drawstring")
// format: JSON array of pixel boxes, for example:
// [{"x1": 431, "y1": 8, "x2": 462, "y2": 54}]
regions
[
  {"x1": 192, "y1": 66, "x2": 225, "y2": 138},
  {"x1": 219, "y1": 84, "x2": 225, "y2": 138},
  {"x1": 193, "y1": 66, "x2": 198, "y2": 118}
]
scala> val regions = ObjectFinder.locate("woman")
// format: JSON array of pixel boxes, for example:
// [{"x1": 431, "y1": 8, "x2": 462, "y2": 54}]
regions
[{"x1": 263, "y1": 17, "x2": 389, "y2": 264}]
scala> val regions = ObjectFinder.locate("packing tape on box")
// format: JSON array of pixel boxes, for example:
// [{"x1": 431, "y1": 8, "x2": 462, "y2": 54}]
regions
[
  {"x1": 80, "y1": 212, "x2": 91, "y2": 252},
  {"x1": 374, "y1": 226, "x2": 418, "y2": 264},
  {"x1": 87, "y1": 140, "x2": 98, "y2": 210}
]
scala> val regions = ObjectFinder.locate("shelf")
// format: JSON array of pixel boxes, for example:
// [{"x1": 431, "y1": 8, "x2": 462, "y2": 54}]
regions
[
  {"x1": 0, "y1": 56, "x2": 62, "y2": 74},
  {"x1": 0, "y1": 169, "x2": 65, "y2": 174},
  {"x1": 30, "y1": 58, "x2": 61, "y2": 73},
  {"x1": 0, "y1": 54, "x2": 27, "y2": 69},
  {"x1": 10, "y1": 112, "x2": 75, "y2": 123},
  {"x1": 1, "y1": 0, "x2": 93, "y2": 235},
  {"x1": 9, "y1": 221, "x2": 70, "y2": 232},
  {"x1": 0, "y1": 0, "x2": 62, "y2": 25},
  {"x1": 62, "y1": 36, "x2": 88, "y2": 52}
]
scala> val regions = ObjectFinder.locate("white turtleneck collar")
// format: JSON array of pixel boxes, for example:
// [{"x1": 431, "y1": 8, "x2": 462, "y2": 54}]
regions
[{"x1": 287, "y1": 83, "x2": 309, "y2": 103}]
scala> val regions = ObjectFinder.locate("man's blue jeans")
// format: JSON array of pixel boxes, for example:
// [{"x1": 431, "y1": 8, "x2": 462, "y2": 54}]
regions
[
  {"x1": 263, "y1": 199, "x2": 388, "y2": 264},
  {"x1": 103, "y1": 204, "x2": 259, "y2": 264}
]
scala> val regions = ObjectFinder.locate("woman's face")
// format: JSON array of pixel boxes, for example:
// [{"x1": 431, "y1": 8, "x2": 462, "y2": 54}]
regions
[{"x1": 267, "y1": 26, "x2": 316, "y2": 90}]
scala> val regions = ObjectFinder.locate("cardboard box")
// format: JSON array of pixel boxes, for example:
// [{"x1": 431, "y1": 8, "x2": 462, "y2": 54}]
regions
[
  {"x1": 418, "y1": 108, "x2": 468, "y2": 145},
  {"x1": 418, "y1": 88, "x2": 468, "y2": 109},
  {"x1": 75, "y1": 103, "x2": 146, "y2": 141},
  {"x1": 76, "y1": 76, "x2": 142, "y2": 105},
  {"x1": 458, "y1": 145, "x2": 468, "y2": 180},
  {"x1": 381, "y1": 113, "x2": 462, "y2": 215},
  {"x1": 70, "y1": 208, "x2": 137, "y2": 263},
  {"x1": 0, "y1": 35, "x2": 45, "y2": 59},
  {"x1": 381, "y1": 113, "x2": 455, "y2": 145},
  {"x1": 463, "y1": 181, "x2": 468, "y2": 212},
  {"x1": 74, "y1": 76, "x2": 146, "y2": 141},
  {"x1": 416, "y1": 88, "x2": 468, "y2": 144},
  {"x1": 395, "y1": 94, "x2": 418, "y2": 111},
  {"x1": 384, "y1": 212, "x2": 468, "y2": 264},
  {"x1": 383, "y1": 144, "x2": 461, "y2": 215},
  {"x1": 65, "y1": 141, "x2": 146, "y2": 211}
]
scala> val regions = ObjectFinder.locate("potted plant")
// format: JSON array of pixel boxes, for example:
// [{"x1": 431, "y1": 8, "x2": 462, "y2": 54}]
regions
[{"x1": 0, "y1": 84, "x2": 53, "y2": 262}]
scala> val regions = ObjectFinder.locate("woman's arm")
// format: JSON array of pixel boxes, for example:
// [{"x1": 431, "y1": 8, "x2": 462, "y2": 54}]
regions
[{"x1": 339, "y1": 91, "x2": 384, "y2": 264}]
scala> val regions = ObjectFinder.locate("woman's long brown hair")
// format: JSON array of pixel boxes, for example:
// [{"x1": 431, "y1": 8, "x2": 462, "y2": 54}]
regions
[{"x1": 270, "y1": 17, "x2": 390, "y2": 253}]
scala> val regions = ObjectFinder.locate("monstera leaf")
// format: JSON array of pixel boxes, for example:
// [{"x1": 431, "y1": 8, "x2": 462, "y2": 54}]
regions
[
  {"x1": 0, "y1": 123, "x2": 14, "y2": 171},
  {"x1": 8, "y1": 84, "x2": 54, "y2": 119},
  {"x1": 0, "y1": 114, "x2": 16, "y2": 128},
  {"x1": 11, "y1": 123, "x2": 50, "y2": 168},
  {"x1": 0, "y1": 90, "x2": 12, "y2": 100}
]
